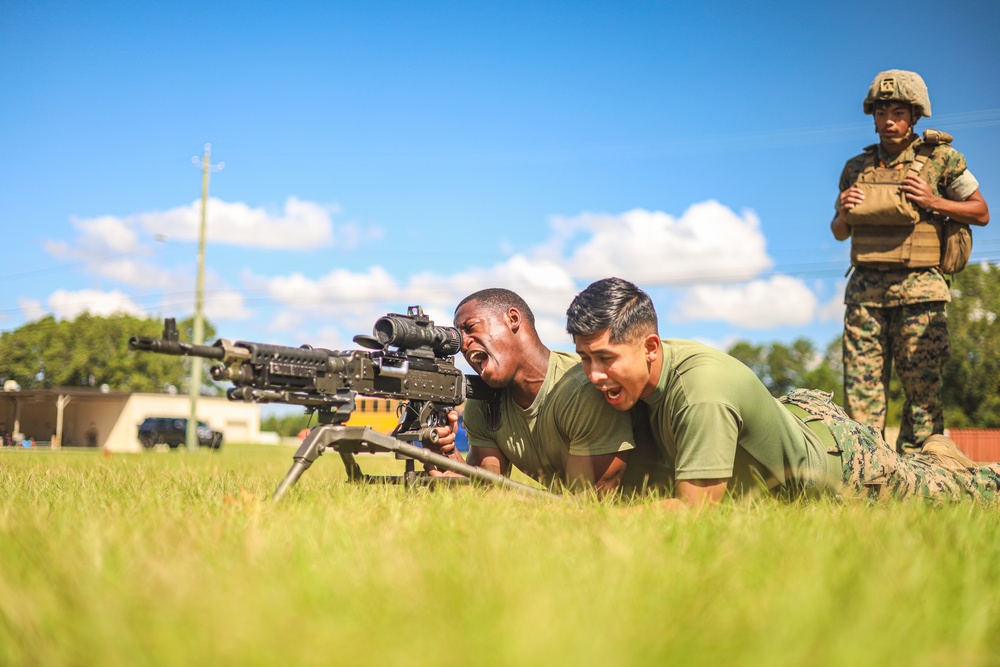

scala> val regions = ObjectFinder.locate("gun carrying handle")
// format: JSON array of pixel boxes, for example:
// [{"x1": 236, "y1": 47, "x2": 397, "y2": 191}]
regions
[{"x1": 375, "y1": 357, "x2": 410, "y2": 378}]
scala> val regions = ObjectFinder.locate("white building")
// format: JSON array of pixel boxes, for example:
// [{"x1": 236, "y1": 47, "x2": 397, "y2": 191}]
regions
[{"x1": 0, "y1": 387, "x2": 260, "y2": 452}]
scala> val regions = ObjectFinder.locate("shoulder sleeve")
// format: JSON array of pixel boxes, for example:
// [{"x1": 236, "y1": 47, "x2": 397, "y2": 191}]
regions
[
  {"x1": 946, "y1": 170, "x2": 980, "y2": 201},
  {"x1": 552, "y1": 370, "x2": 636, "y2": 457},
  {"x1": 672, "y1": 402, "x2": 739, "y2": 481},
  {"x1": 932, "y1": 145, "x2": 970, "y2": 198},
  {"x1": 839, "y1": 152, "x2": 868, "y2": 192},
  {"x1": 462, "y1": 399, "x2": 501, "y2": 450}
]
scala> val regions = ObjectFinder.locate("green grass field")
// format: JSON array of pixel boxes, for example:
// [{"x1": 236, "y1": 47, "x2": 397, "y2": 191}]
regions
[{"x1": 2, "y1": 444, "x2": 998, "y2": 667}]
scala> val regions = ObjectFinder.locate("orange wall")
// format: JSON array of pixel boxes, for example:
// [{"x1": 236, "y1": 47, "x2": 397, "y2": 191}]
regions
[{"x1": 947, "y1": 429, "x2": 1000, "y2": 463}]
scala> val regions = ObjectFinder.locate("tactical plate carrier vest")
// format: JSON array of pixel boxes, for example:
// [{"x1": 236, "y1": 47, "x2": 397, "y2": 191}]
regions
[{"x1": 845, "y1": 131, "x2": 951, "y2": 270}]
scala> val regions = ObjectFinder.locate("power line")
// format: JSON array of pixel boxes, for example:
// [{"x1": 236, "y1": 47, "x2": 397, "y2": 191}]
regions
[{"x1": 0, "y1": 244, "x2": 165, "y2": 283}]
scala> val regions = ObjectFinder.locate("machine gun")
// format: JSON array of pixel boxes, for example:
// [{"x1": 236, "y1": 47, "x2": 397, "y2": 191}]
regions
[{"x1": 128, "y1": 306, "x2": 551, "y2": 502}]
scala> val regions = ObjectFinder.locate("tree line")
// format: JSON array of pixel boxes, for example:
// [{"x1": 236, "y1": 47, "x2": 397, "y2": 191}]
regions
[
  {"x1": 0, "y1": 313, "x2": 216, "y2": 395},
  {"x1": 697, "y1": 263, "x2": 1000, "y2": 428},
  {"x1": 1, "y1": 264, "x2": 997, "y2": 426}
]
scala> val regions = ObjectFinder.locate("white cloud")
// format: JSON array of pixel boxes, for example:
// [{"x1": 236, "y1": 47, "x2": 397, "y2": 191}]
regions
[
  {"x1": 673, "y1": 275, "x2": 818, "y2": 328},
  {"x1": 268, "y1": 310, "x2": 308, "y2": 336},
  {"x1": 408, "y1": 254, "x2": 579, "y2": 320},
  {"x1": 43, "y1": 237, "x2": 176, "y2": 290},
  {"x1": 18, "y1": 298, "x2": 46, "y2": 322},
  {"x1": 550, "y1": 200, "x2": 772, "y2": 284},
  {"x1": 92, "y1": 259, "x2": 178, "y2": 289},
  {"x1": 308, "y1": 325, "x2": 355, "y2": 352},
  {"x1": 817, "y1": 282, "x2": 846, "y2": 323},
  {"x1": 34, "y1": 196, "x2": 369, "y2": 324},
  {"x1": 47, "y1": 289, "x2": 144, "y2": 319},
  {"x1": 46, "y1": 216, "x2": 143, "y2": 261},
  {"x1": 204, "y1": 289, "x2": 253, "y2": 322},
  {"x1": 265, "y1": 266, "x2": 400, "y2": 306},
  {"x1": 535, "y1": 315, "x2": 573, "y2": 352},
  {"x1": 135, "y1": 197, "x2": 340, "y2": 249},
  {"x1": 251, "y1": 254, "x2": 580, "y2": 336},
  {"x1": 239, "y1": 201, "x2": 822, "y2": 338},
  {"x1": 690, "y1": 334, "x2": 743, "y2": 353},
  {"x1": 76, "y1": 215, "x2": 142, "y2": 253},
  {"x1": 54, "y1": 197, "x2": 361, "y2": 264},
  {"x1": 35, "y1": 198, "x2": 834, "y2": 344},
  {"x1": 253, "y1": 266, "x2": 405, "y2": 335},
  {"x1": 42, "y1": 239, "x2": 74, "y2": 259}
]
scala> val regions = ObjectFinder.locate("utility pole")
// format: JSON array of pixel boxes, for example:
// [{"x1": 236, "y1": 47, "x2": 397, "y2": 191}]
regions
[{"x1": 186, "y1": 143, "x2": 223, "y2": 452}]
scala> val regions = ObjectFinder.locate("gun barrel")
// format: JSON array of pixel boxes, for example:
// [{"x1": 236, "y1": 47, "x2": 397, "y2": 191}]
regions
[{"x1": 127, "y1": 335, "x2": 226, "y2": 360}]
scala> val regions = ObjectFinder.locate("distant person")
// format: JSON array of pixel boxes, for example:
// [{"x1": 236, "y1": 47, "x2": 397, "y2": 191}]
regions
[
  {"x1": 830, "y1": 70, "x2": 989, "y2": 454},
  {"x1": 429, "y1": 287, "x2": 671, "y2": 495},
  {"x1": 566, "y1": 277, "x2": 1000, "y2": 508},
  {"x1": 451, "y1": 407, "x2": 470, "y2": 453},
  {"x1": 85, "y1": 422, "x2": 98, "y2": 448}
]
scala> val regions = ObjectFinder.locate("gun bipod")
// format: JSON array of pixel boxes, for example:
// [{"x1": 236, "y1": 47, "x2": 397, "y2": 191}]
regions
[
  {"x1": 272, "y1": 424, "x2": 555, "y2": 502},
  {"x1": 338, "y1": 453, "x2": 476, "y2": 489}
]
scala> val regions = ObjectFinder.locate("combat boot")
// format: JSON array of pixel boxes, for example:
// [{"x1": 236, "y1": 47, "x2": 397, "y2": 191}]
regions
[{"x1": 921, "y1": 434, "x2": 976, "y2": 470}]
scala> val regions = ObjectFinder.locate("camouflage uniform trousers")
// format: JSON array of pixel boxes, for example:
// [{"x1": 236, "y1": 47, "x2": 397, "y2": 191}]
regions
[
  {"x1": 843, "y1": 300, "x2": 949, "y2": 454},
  {"x1": 781, "y1": 389, "x2": 1000, "y2": 504}
]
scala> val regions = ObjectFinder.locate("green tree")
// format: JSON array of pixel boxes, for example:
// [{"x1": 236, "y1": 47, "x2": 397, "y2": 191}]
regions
[
  {"x1": 942, "y1": 263, "x2": 1000, "y2": 427},
  {"x1": 0, "y1": 313, "x2": 217, "y2": 394},
  {"x1": 811, "y1": 263, "x2": 998, "y2": 429},
  {"x1": 0, "y1": 315, "x2": 65, "y2": 388},
  {"x1": 800, "y1": 336, "x2": 844, "y2": 405},
  {"x1": 727, "y1": 337, "x2": 843, "y2": 402},
  {"x1": 261, "y1": 411, "x2": 315, "y2": 437},
  {"x1": 727, "y1": 341, "x2": 767, "y2": 386}
]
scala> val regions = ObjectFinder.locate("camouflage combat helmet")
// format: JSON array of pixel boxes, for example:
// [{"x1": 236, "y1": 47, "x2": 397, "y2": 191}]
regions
[{"x1": 863, "y1": 69, "x2": 932, "y2": 118}]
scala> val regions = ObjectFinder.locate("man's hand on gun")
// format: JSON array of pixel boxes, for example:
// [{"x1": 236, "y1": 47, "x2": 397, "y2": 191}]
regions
[{"x1": 425, "y1": 410, "x2": 465, "y2": 476}]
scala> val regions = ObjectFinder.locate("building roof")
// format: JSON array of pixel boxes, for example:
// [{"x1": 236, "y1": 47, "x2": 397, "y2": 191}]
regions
[{"x1": 1, "y1": 387, "x2": 153, "y2": 402}]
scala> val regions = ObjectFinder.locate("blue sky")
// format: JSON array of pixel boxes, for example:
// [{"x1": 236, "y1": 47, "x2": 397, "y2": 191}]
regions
[{"x1": 2, "y1": 0, "x2": 999, "y2": 363}]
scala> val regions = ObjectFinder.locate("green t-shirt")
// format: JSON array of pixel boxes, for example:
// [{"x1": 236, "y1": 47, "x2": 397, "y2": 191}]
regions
[
  {"x1": 641, "y1": 339, "x2": 829, "y2": 496},
  {"x1": 464, "y1": 350, "x2": 640, "y2": 486}
]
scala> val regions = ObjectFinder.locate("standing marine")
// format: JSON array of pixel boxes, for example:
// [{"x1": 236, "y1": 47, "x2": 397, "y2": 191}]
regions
[{"x1": 830, "y1": 69, "x2": 990, "y2": 453}]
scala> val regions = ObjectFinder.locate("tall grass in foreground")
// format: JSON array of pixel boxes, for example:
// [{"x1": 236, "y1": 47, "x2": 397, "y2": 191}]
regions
[{"x1": 1, "y1": 445, "x2": 998, "y2": 667}]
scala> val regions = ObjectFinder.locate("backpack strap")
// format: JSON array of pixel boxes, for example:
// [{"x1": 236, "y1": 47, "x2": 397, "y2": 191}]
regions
[
  {"x1": 907, "y1": 142, "x2": 934, "y2": 178},
  {"x1": 908, "y1": 128, "x2": 952, "y2": 177},
  {"x1": 909, "y1": 130, "x2": 958, "y2": 223}
]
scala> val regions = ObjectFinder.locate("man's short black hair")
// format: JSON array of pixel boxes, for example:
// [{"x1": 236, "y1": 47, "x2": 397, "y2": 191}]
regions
[
  {"x1": 566, "y1": 277, "x2": 658, "y2": 344},
  {"x1": 454, "y1": 288, "x2": 536, "y2": 328}
]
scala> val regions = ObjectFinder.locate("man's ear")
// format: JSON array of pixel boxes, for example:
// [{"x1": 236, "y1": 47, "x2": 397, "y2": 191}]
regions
[
  {"x1": 643, "y1": 334, "x2": 661, "y2": 363},
  {"x1": 506, "y1": 308, "x2": 521, "y2": 333}
]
